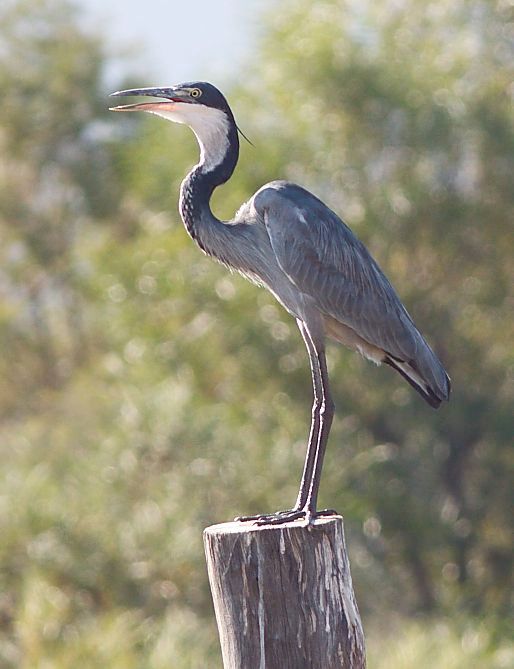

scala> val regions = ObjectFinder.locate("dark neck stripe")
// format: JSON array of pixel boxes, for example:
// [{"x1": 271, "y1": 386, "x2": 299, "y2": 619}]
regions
[{"x1": 180, "y1": 119, "x2": 239, "y2": 251}]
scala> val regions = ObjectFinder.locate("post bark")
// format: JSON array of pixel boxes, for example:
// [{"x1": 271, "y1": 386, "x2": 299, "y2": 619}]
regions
[{"x1": 203, "y1": 516, "x2": 365, "y2": 669}]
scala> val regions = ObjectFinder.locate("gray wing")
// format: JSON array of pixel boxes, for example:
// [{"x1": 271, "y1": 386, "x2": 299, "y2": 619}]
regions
[
  {"x1": 255, "y1": 182, "x2": 418, "y2": 359},
  {"x1": 254, "y1": 181, "x2": 449, "y2": 401}
]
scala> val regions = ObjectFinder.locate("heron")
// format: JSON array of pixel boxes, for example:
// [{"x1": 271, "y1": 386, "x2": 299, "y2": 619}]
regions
[{"x1": 110, "y1": 81, "x2": 450, "y2": 525}]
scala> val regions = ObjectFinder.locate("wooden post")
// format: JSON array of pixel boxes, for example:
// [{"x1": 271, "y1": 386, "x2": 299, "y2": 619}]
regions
[{"x1": 204, "y1": 516, "x2": 365, "y2": 669}]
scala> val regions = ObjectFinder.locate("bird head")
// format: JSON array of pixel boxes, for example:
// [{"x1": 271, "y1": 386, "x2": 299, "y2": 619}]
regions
[
  {"x1": 110, "y1": 81, "x2": 237, "y2": 172},
  {"x1": 109, "y1": 81, "x2": 233, "y2": 119}
]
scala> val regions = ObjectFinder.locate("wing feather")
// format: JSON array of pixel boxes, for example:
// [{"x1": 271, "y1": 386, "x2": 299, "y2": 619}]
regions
[
  {"x1": 253, "y1": 182, "x2": 449, "y2": 402},
  {"x1": 256, "y1": 182, "x2": 418, "y2": 361}
]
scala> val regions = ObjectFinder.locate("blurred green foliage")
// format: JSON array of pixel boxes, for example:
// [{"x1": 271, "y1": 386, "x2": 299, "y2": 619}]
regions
[{"x1": 0, "y1": 0, "x2": 512, "y2": 666}]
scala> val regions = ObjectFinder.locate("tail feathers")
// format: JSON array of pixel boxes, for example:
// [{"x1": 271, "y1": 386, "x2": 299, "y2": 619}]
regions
[{"x1": 384, "y1": 355, "x2": 451, "y2": 409}]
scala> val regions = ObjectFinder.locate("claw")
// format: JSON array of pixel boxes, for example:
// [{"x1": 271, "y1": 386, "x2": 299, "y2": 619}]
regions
[
  {"x1": 316, "y1": 508, "x2": 339, "y2": 517},
  {"x1": 235, "y1": 507, "x2": 339, "y2": 526},
  {"x1": 235, "y1": 509, "x2": 302, "y2": 524},
  {"x1": 256, "y1": 510, "x2": 306, "y2": 525},
  {"x1": 235, "y1": 508, "x2": 294, "y2": 522}
]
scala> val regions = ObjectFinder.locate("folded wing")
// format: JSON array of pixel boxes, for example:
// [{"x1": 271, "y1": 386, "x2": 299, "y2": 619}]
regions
[{"x1": 256, "y1": 182, "x2": 450, "y2": 406}]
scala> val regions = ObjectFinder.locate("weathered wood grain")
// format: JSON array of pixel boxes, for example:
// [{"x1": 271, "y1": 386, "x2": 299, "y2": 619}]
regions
[{"x1": 204, "y1": 516, "x2": 365, "y2": 669}]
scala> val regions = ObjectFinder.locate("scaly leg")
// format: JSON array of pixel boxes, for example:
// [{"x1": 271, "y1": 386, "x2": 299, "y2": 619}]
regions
[{"x1": 237, "y1": 319, "x2": 336, "y2": 525}]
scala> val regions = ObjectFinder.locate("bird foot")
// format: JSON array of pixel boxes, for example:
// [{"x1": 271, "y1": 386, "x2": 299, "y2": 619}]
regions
[{"x1": 235, "y1": 507, "x2": 338, "y2": 526}]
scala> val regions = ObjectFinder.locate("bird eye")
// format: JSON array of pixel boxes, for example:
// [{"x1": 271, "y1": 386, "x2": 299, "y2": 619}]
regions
[{"x1": 190, "y1": 88, "x2": 202, "y2": 98}]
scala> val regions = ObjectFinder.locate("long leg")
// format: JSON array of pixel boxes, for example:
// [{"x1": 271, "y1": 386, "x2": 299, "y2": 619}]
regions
[
  {"x1": 237, "y1": 318, "x2": 336, "y2": 525},
  {"x1": 293, "y1": 319, "x2": 322, "y2": 510},
  {"x1": 272, "y1": 323, "x2": 335, "y2": 521},
  {"x1": 235, "y1": 321, "x2": 319, "y2": 523},
  {"x1": 303, "y1": 342, "x2": 335, "y2": 517}
]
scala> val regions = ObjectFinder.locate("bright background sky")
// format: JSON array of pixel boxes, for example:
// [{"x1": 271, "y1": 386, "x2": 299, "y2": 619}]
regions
[{"x1": 78, "y1": 0, "x2": 264, "y2": 86}]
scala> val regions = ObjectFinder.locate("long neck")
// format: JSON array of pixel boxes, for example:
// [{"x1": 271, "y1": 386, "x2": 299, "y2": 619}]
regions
[{"x1": 179, "y1": 117, "x2": 239, "y2": 256}]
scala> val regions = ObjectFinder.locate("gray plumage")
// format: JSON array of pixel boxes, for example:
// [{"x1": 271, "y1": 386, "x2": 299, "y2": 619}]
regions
[
  {"x1": 110, "y1": 81, "x2": 450, "y2": 524},
  {"x1": 196, "y1": 179, "x2": 449, "y2": 407}
]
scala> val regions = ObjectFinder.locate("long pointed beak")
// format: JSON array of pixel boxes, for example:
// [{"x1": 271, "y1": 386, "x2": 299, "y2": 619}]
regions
[{"x1": 109, "y1": 86, "x2": 189, "y2": 112}]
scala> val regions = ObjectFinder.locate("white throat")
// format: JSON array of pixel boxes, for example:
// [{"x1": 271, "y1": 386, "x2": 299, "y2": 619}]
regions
[{"x1": 147, "y1": 102, "x2": 230, "y2": 173}]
